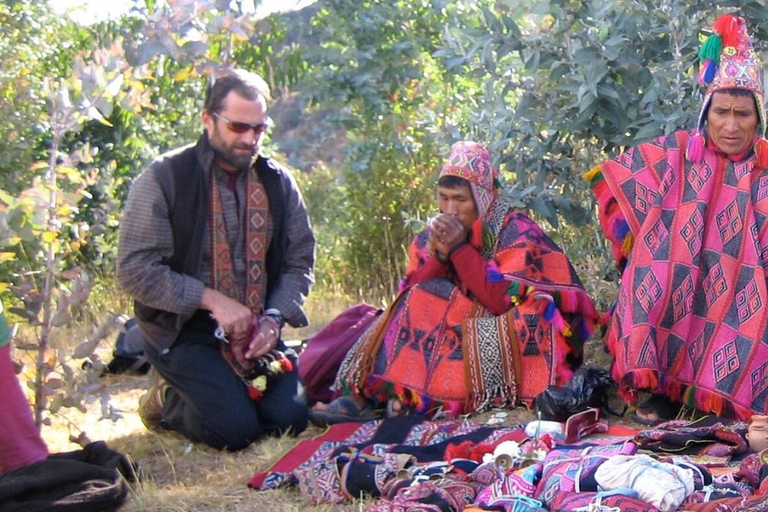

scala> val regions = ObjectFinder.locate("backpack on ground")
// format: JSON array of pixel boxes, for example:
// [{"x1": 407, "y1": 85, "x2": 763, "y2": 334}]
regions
[
  {"x1": 104, "y1": 317, "x2": 150, "y2": 375},
  {"x1": 298, "y1": 304, "x2": 382, "y2": 403}
]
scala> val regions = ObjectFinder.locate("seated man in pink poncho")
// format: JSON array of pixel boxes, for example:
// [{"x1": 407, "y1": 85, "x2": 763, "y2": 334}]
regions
[{"x1": 586, "y1": 14, "x2": 768, "y2": 424}]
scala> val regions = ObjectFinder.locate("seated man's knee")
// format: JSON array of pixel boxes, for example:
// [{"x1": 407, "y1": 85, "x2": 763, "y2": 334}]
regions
[
  {"x1": 201, "y1": 404, "x2": 306, "y2": 448},
  {"x1": 260, "y1": 378, "x2": 308, "y2": 435},
  {"x1": 200, "y1": 418, "x2": 262, "y2": 451},
  {"x1": 190, "y1": 400, "x2": 262, "y2": 451},
  {"x1": 273, "y1": 402, "x2": 309, "y2": 435}
]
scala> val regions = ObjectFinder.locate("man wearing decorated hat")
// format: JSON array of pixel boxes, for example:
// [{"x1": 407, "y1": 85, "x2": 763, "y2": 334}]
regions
[
  {"x1": 309, "y1": 141, "x2": 599, "y2": 425},
  {"x1": 586, "y1": 14, "x2": 768, "y2": 424}
]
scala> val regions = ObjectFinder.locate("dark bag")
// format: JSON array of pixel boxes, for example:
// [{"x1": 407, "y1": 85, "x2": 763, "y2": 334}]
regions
[
  {"x1": 104, "y1": 318, "x2": 150, "y2": 375},
  {"x1": 299, "y1": 304, "x2": 381, "y2": 403},
  {"x1": 534, "y1": 367, "x2": 621, "y2": 422},
  {"x1": 0, "y1": 441, "x2": 137, "y2": 512}
]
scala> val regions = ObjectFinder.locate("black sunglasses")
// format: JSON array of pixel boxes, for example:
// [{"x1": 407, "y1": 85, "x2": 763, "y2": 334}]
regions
[{"x1": 213, "y1": 112, "x2": 272, "y2": 135}]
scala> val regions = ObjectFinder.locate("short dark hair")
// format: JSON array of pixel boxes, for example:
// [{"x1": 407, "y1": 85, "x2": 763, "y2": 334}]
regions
[
  {"x1": 718, "y1": 88, "x2": 754, "y2": 99},
  {"x1": 204, "y1": 69, "x2": 271, "y2": 113},
  {"x1": 438, "y1": 175, "x2": 471, "y2": 189}
]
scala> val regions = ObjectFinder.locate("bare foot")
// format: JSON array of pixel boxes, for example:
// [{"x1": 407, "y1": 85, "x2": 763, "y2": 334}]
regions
[
  {"x1": 311, "y1": 395, "x2": 367, "y2": 414},
  {"x1": 633, "y1": 394, "x2": 681, "y2": 426},
  {"x1": 386, "y1": 398, "x2": 403, "y2": 418}
]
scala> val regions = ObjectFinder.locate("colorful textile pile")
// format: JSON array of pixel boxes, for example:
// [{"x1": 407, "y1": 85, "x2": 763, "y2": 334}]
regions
[
  {"x1": 586, "y1": 128, "x2": 768, "y2": 419},
  {"x1": 250, "y1": 415, "x2": 527, "y2": 501},
  {"x1": 250, "y1": 415, "x2": 768, "y2": 511},
  {"x1": 249, "y1": 416, "x2": 768, "y2": 512}
]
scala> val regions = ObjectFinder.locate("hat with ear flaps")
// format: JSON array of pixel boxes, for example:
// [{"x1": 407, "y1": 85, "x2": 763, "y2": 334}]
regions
[{"x1": 686, "y1": 14, "x2": 768, "y2": 169}]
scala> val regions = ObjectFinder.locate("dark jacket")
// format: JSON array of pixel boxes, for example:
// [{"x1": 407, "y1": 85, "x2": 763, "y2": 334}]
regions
[{"x1": 132, "y1": 134, "x2": 299, "y2": 351}]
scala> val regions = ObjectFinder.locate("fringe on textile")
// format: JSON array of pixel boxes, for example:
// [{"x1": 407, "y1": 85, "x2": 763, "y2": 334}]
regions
[
  {"x1": 585, "y1": 166, "x2": 633, "y2": 267},
  {"x1": 618, "y1": 369, "x2": 753, "y2": 421},
  {"x1": 363, "y1": 378, "x2": 464, "y2": 418},
  {"x1": 469, "y1": 385, "x2": 517, "y2": 414},
  {"x1": 506, "y1": 283, "x2": 599, "y2": 348}
]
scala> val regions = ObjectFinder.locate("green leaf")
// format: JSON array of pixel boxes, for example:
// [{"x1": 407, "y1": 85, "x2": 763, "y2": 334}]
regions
[
  {"x1": 634, "y1": 122, "x2": 663, "y2": 142},
  {"x1": 72, "y1": 339, "x2": 99, "y2": 359}
]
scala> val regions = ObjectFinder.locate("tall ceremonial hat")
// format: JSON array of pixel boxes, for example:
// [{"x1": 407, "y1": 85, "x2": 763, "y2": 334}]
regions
[{"x1": 687, "y1": 14, "x2": 768, "y2": 168}]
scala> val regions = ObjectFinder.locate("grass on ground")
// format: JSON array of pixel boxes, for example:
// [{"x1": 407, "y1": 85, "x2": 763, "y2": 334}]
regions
[{"x1": 17, "y1": 284, "x2": 650, "y2": 511}]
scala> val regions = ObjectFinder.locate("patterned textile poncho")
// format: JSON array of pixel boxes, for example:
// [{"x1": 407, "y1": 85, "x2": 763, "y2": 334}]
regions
[
  {"x1": 334, "y1": 199, "x2": 598, "y2": 417},
  {"x1": 587, "y1": 130, "x2": 768, "y2": 419}
]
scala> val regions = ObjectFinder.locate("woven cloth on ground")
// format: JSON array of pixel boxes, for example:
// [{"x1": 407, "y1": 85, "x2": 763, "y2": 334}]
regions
[
  {"x1": 588, "y1": 129, "x2": 768, "y2": 419},
  {"x1": 634, "y1": 416, "x2": 749, "y2": 456},
  {"x1": 248, "y1": 416, "x2": 639, "y2": 508},
  {"x1": 549, "y1": 491, "x2": 660, "y2": 512},
  {"x1": 250, "y1": 415, "x2": 526, "y2": 504}
]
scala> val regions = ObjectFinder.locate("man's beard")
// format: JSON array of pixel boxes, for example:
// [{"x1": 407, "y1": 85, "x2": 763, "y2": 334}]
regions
[
  {"x1": 209, "y1": 127, "x2": 257, "y2": 170},
  {"x1": 216, "y1": 146, "x2": 255, "y2": 170}
]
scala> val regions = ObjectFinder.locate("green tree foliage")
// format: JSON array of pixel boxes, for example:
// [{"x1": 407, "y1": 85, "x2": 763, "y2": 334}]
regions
[
  {"x1": 441, "y1": 0, "x2": 768, "y2": 227},
  {"x1": 0, "y1": 1, "x2": 75, "y2": 192},
  {"x1": 302, "y1": 0, "x2": 485, "y2": 298}
]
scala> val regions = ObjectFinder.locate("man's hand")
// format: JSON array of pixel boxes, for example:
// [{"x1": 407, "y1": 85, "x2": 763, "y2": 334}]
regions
[
  {"x1": 245, "y1": 315, "x2": 280, "y2": 359},
  {"x1": 229, "y1": 331, "x2": 253, "y2": 370},
  {"x1": 201, "y1": 288, "x2": 252, "y2": 338},
  {"x1": 430, "y1": 213, "x2": 468, "y2": 260}
]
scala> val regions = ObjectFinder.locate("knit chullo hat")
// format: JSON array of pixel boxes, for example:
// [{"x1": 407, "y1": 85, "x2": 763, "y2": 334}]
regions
[
  {"x1": 439, "y1": 141, "x2": 499, "y2": 219},
  {"x1": 687, "y1": 14, "x2": 768, "y2": 169}
]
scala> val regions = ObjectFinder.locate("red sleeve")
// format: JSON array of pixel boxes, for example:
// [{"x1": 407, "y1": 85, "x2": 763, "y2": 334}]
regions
[
  {"x1": 403, "y1": 254, "x2": 449, "y2": 288},
  {"x1": 399, "y1": 234, "x2": 449, "y2": 292},
  {"x1": 450, "y1": 244, "x2": 509, "y2": 315}
]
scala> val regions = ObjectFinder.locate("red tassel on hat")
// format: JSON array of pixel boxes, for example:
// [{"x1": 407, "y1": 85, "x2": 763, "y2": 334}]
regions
[
  {"x1": 714, "y1": 14, "x2": 740, "y2": 47},
  {"x1": 756, "y1": 137, "x2": 768, "y2": 170},
  {"x1": 686, "y1": 131, "x2": 705, "y2": 162}
]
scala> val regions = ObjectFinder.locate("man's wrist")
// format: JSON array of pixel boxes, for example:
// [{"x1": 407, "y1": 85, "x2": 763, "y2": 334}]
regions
[{"x1": 264, "y1": 308, "x2": 285, "y2": 328}]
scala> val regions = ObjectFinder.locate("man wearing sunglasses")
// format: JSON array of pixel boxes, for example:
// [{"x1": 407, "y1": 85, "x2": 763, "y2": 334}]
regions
[{"x1": 117, "y1": 69, "x2": 315, "y2": 450}]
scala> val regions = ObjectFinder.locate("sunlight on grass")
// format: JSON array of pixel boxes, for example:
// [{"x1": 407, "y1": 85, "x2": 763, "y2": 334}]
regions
[{"x1": 24, "y1": 284, "x2": 367, "y2": 510}]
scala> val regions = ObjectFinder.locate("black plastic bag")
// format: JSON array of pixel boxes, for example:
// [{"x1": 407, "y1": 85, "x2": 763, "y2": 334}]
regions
[{"x1": 534, "y1": 367, "x2": 621, "y2": 422}]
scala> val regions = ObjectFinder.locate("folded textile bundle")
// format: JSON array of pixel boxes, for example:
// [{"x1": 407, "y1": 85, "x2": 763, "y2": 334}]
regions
[{"x1": 250, "y1": 415, "x2": 768, "y2": 511}]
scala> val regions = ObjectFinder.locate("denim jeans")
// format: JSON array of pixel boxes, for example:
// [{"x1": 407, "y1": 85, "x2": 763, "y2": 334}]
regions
[{"x1": 143, "y1": 324, "x2": 308, "y2": 451}]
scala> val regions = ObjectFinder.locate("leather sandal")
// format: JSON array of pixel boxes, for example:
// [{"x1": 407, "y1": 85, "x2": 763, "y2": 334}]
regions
[{"x1": 309, "y1": 396, "x2": 382, "y2": 427}]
